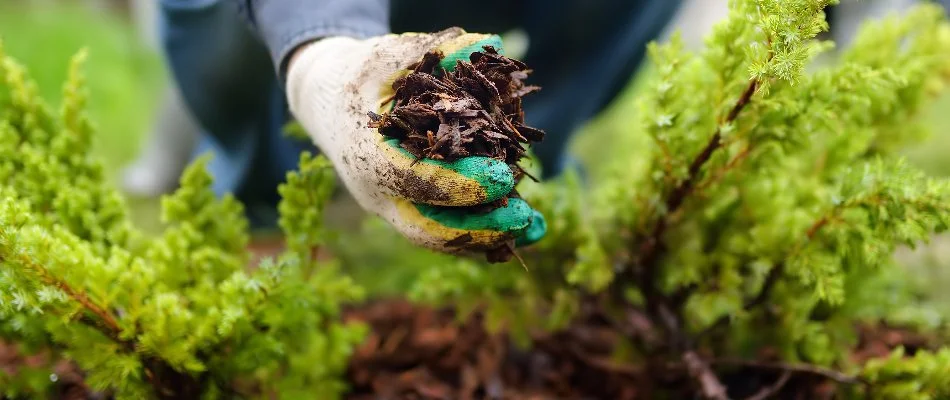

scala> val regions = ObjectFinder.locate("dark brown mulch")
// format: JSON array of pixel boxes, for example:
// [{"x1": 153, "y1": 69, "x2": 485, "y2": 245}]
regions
[
  {"x1": 368, "y1": 46, "x2": 544, "y2": 168},
  {"x1": 0, "y1": 340, "x2": 89, "y2": 400},
  {"x1": 343, "y1": 299, "x2": 652, "y2": 400},
  {"x1": 4, "y1": 300, "x2": 941, "y2": 400},
  {"x1": 851, "y1": 322, "x2": 937, "y2": 364},
  {"x1": 342, "y1": 300, "x2": 945, "y2": 400},
  {"x1": 367, "y1": 46, "x2": 546, "y2": 262}
]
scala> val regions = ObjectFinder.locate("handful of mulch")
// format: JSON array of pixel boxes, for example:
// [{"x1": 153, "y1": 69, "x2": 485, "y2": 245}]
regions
[
  {"x1": 368, "y1": 45, "x2": 545, "y2": 260},
  {"x1": 369, "y1": 45, "x2": 544, "y2": 168}
]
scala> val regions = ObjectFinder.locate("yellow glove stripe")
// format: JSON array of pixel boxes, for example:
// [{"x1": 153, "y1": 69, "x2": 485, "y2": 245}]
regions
[
  {"x1": 435, "y1": 33, "x2": 495, "y2": 58},
  {"x1": 376, "y1": 138, "x2": 485, "y2": 205},
  {"x1": 394, "y1": 199, "x2": 510, "y2": 248}
]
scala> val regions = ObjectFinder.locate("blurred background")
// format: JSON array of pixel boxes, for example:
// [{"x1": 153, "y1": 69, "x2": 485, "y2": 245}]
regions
[{"x1": 0, "y1": 0, "x2": 948, "y2": 304}]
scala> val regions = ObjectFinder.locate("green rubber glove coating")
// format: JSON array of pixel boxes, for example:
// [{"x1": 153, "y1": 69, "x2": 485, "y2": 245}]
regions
[
  {"x1": 440, "y1": 35, "x2": 505, "y2": 72},
  {"x1": 415, "y1": 198, "x2": 533, "y2": 234},
  {"x1": 395, "y1": 34, "x2": 548, "y2": 246},
  {"x1": 385, "y1": 139, "x2": 513, "y2": 203},
  {"x1": 516, "y1": 210, "x2": 547, "y2": 247}
]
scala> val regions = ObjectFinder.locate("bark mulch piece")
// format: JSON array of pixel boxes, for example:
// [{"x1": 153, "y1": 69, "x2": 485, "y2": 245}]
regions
[
  {"x1": 851, "y1": 322, "x2": 937, "y2": 364},
  {"x1": 368, "y1": 46, "x2": 544, "y2": 170}
]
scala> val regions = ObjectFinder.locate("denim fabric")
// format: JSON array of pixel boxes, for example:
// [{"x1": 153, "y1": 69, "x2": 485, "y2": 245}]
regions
[
  {"x1": 234, "y1": 0, "x2": 390, "y2": 77},
  {"x1": 159, "y1": 0, "x2": 682, "y2": 227},
  {"x1": 160, "y1": 0, "x2": 314, "y2": 227},
  {"x1": 392, "y1": 0, "x2": 683, "y2": 177}
]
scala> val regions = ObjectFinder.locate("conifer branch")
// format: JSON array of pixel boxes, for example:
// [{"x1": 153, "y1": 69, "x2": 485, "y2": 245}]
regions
[
  {"x1": 698, "y1": 214, "x2": 831, "y2": 338},
  {"x1": 745, "y1": 371, "x2": 791, "y2": 400},
  {"x1": 614, "y1": 78, "x2": 761, "y2": 399},
  {"x1": 0, "y1": 251, "x2": 204, "y2": 398},
  {"x1": 0, "y1": 252, "x2": 130, "y2": 349},
  {"x1": 693, "y1": 144, "x2": 753, "y2": 195},
  {"x1": 636, "y1": 79, "x2": 760, "y2": 277},
  {"x1": 614, "y1": 77, "x2": 762, "y2": 329}
]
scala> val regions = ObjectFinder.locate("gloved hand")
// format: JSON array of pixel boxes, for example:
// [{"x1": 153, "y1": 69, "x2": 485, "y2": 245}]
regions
[{"x1": 286, "y1": 27, "x2": 546, "y2": 255}]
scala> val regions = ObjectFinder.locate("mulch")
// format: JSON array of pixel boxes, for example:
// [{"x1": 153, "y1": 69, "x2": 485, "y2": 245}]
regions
[
  {"x1": 0, "y1": 340, "x2": 90, "y2": 400},
  {"x1": 341, "y1": 300, "x2": 938, "y2": 400},
  {"x1": 1, "y1": 299, "x2": 939, "y2": 400},
  {"x1": 367, "y1": 46, "x2": 547, "y2": 263},
  {"x1": 343, "y1": 299, "x2": 650, "y2": 400}
]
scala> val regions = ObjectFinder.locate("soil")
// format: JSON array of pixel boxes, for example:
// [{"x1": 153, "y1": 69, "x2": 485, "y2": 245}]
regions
[{"x1": 3, "y1": 300, "x2": 938, "y2": 400}]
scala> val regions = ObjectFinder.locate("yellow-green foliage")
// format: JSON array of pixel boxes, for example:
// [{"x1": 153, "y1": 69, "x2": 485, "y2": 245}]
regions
[{"x1": 0, "y1": 41, "x2": 365, "y2": 399}]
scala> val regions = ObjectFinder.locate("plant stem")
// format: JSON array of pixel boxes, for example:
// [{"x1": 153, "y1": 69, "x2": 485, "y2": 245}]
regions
[
  {"x1": 699, "y1": 214, "x2": 831, "y2": 338},
  {"x1": 684, "y1": 351, "x2": 729, "y2": 400},
  {"x1": 711, "y1": 358, "x2": 869, "y2": 386},
  {"x1": 3, "y1": 252, "x2": 132, "y2": 350},
  {"x1": 745, "y1": 371, "x2": 791, "y2": 400},
  {"x1": 636, "y1": 79, "x2": 759, "y2": 278},
  {"x1": 0, "y1": 251, "x2": 204, "y2": 398},
  {"x1": 609, "y1": 77, "x2": 762, "y2": 399}
]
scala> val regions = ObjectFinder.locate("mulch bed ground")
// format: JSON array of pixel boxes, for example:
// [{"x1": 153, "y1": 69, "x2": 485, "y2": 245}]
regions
[
  {"x1": 342, "y1": 300, "x2": 936, "y2": 400},
  {"x1": 1, "y1": 299, "x2": 938, "y2": 400},
  {"x1": 0, "y1": 340, "x2": 90, "y2": 400}
]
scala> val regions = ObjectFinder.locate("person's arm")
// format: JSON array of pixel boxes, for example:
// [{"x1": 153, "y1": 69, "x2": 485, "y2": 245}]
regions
[
  {"x1": 223, "y1": 1, "x2": 547, "y2": 255},
  {"x1": 231, "y1": 0, "x2": 390, "y2": 77}
]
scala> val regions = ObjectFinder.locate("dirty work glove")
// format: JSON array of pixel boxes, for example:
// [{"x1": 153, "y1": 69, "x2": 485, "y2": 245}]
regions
[{"x1": 286, "y1": 28, "x2": 546, "y2": 254}]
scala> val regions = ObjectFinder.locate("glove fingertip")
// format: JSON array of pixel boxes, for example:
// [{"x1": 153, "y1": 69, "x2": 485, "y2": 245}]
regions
[{"x1": 515, "y1": 209, "x2": 547, "y2": 247}]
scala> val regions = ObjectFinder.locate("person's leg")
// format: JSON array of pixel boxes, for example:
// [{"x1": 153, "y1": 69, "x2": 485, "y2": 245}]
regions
[
  {"x1": 122, "y1": 84, "x2": 200, "y2": 197},
  {"x1": 391, "y1": 0, "x2": 683, "y2": 178},
  {"x1": 121, "y1": 0, "x2": 200, "y2": 197},
  {"x1": 159, "y1": 0, "x2": 311, "y2": 227},
  {"x1": 518, "y1": 0, "x2": 683, "y2": 177}
]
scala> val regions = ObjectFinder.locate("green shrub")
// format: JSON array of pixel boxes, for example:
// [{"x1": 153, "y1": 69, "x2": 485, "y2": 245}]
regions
[
  {"x1": 0, "y1": 44, "x2": 365, "y2": 399},
  {"x1": 409, "y1": 1, "x2": 950, "y2": 398}
]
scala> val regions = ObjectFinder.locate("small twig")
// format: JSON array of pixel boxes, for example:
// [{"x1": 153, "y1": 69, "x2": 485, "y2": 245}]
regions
[
  {"x1": 618, "y1": 78, "x2": 761, "y2": 306},
  {"x1": 684, "y1": 351, "x2": 729, "y2": 400},
  {"x1": 694, "y1": 144, "x2": 753, "y2": 194},
  {"x1": 806, "y1": 216, "x2": 829, "y2": 239},
  {"x1": 711, "y1": 358, "x2": 869, "y2": 386},
  {"x1": 567, "y1": 342, "x2": 642, "y2": 376},
  {"x1": 745, "y1": 371, "x2": 791, "y2": 400},
  {"x1": 507, "y1": 243, "x2": 529, "y2": 271},
  {"x1": 517, "y1": 164, "x2": 540, "y2": 183}
]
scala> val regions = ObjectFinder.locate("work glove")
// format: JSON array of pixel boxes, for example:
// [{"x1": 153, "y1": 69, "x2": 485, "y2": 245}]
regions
[{"x1": 286, "y1": 27, "x2": 546, "y2": 255}]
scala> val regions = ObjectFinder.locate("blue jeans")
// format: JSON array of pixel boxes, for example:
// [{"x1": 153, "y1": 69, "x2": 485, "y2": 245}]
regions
[{"x1": 158, "y1": 0, "x2": 683, "y2": 227}]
